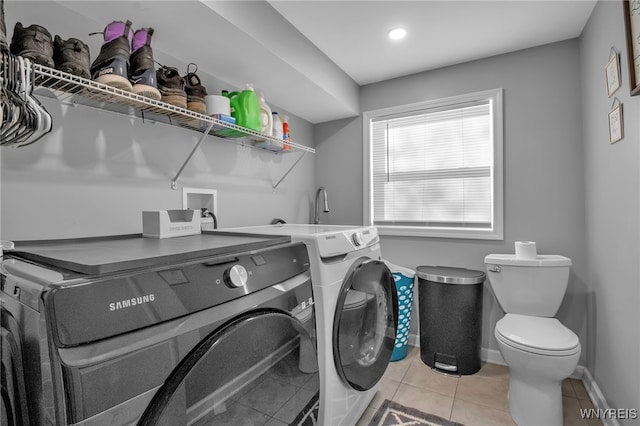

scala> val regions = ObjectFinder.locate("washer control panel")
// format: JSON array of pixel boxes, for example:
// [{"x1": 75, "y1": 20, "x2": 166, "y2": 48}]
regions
[
  {"x1": 45, "y1": 242, "x2": 310, "y2": 347},
  {"x1": 316, "y1": 226, "x2": 379, "y2": 258},
  {"x1": 224, "y1": 264, "x2": 248, "y2": 288}
]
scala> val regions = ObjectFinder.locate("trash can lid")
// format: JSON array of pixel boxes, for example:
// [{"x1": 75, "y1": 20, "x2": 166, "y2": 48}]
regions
[{"x1": 416, "y1": 266, "x2": 485, "y2": 284}]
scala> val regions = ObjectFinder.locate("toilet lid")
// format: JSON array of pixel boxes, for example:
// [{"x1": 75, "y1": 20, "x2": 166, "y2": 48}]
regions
[{"x1": 496, "y1": 314, "x2": 580, "y2": 356}]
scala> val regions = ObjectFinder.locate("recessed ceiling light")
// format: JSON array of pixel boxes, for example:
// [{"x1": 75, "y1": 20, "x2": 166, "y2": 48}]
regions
[{"x1": 388, "y1": 27, "x2": 407, "y2": 41}]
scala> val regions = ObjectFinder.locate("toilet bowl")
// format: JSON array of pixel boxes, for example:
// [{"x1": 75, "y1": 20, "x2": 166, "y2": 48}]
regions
[{"x1": 495, "y1": 314, "x2": 581, "y2": 426}]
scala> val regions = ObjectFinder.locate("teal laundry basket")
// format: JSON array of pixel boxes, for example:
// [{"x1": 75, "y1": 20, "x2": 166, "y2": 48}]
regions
[{"x1": 384, "y1": 261, "x2": 416, "y2": 362}]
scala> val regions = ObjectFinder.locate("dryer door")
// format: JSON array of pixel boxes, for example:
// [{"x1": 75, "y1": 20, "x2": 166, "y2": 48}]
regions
[
  {"x1": 333, "y1": 258, "x2": 397, "y2": 391},
  {"x1": 1, "y1": 308, "x2": 29, "y2": 426},
  {"x1": 138, "y1": 310, "x2": 319, "y2": 426}
]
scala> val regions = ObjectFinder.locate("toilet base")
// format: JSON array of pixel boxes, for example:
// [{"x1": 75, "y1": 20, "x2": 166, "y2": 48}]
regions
[{"x1": 508, "y1": 372, "x2": 563, "y2": 426}]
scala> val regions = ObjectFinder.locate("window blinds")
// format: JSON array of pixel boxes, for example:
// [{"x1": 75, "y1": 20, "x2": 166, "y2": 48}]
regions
[{"x1": 371, "y1": 102, "x2": 493, "y2": 228}]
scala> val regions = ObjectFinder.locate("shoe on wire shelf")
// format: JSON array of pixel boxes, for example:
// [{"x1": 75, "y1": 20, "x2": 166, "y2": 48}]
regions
[
  {"x1": 53, "y1": 35, "x2": 90, "y2": 79},
  {"x1": 10, "y1": 22, "x2": 54, "y2": 67},
  {"x1": 183, "y1": 63, "x2": 208, "y2": 114},
  {"x1": 129, "y1": 27, "x2": 160, "y2": 100},
  {"x1": 156, "y1": 65, "x2": 187, "y2": 109},
  {"x1": 89, "y1": 20, "x2": 133, "y2": 91}
]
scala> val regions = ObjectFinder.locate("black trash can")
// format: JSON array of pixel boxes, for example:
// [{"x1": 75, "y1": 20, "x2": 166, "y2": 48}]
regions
[{"x1": 417, "y1": 266, "x2": 485, "y2": 376}]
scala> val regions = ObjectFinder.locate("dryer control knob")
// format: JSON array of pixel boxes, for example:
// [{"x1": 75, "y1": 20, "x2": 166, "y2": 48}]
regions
[
  {"x1": 352, "y1": 232, "x2": 364, "y2": 247},
  {"x1": 224, "y1": 265, "x2": 248, "y2": 288}
]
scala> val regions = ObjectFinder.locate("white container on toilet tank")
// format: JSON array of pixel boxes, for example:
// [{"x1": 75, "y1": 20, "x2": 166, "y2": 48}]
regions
[{"x1": 514, "y1": 240, "x2": 537, "y2": 259}]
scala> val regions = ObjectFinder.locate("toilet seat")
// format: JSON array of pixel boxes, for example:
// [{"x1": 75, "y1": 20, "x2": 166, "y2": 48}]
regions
[{"x1": 496, "y1": 313, "x2": 580, "y2": 356}]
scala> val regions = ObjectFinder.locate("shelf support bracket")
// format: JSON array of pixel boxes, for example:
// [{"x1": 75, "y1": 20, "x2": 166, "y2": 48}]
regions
[
  {"x1": 171, "y1": 122, "x2": 215, "y2": 190},
  {"x1": 272, "y1": 151, "x2": 306, "y2": 190}
]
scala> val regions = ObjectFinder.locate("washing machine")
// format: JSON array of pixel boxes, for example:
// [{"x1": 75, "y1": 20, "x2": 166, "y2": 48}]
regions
[
  {"x1": 0, "y1": 231, "x2": 320, "y2": 425},
  {"x1": 225, "y1": 224, "x2": 398, "y2": 425}
]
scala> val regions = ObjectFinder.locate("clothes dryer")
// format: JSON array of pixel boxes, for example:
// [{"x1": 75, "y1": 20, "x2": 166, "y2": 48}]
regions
[
  {"x1": 226, "y1": 224, "x2": 398, "y2": 425},
  {"x1": 0, "y1": 231, "x2": 319, "y2": 425}
]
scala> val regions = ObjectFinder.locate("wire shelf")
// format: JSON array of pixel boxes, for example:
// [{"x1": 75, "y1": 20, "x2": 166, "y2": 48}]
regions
[{"x1": 30, "y1": 64, "x2": 315, "y2": 154}]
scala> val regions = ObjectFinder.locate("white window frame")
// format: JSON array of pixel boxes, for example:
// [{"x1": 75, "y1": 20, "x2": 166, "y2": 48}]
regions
[{"x1": 362, "y1": 88, "x2": 504, "y2": 240}]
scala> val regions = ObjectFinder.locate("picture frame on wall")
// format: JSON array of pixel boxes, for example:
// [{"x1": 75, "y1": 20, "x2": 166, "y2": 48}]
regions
[
  {"x1": 605, "y1": 52, "x2": 621, "y2": 96},
  {"x1": 608, "y1": 102, "x2": 624, "y2": 144},
  {"x1": 623, "y1": 0, "x2": 640, "y2": 95}
]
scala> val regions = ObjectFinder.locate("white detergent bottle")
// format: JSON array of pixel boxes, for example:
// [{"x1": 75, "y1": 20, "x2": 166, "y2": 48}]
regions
[
  {"x1": 257, "y1": 92, "x2": 273, "y2": 137},
  {"x1": 271, "y1": 111, "x2": 283, "y2": 140},
  {"x1": 269, "y1": 111, "x2": 284, "y2": 151}
]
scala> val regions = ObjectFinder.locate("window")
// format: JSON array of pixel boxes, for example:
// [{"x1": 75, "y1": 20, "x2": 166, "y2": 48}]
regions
[{"x1": 363, "y1": 89, "x2": 503, "y2": 240}]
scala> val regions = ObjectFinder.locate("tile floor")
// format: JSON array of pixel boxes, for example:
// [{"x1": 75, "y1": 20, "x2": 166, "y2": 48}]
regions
[{"x1": 356, "y1": 346, "x2": 603, "y2": 426}]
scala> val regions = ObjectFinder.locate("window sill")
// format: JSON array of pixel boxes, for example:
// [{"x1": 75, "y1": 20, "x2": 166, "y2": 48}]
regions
[{"x1": 376, "y1": 225, "x2": 503, "y2": 241}]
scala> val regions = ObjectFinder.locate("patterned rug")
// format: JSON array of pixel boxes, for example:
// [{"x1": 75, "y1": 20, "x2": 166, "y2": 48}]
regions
[
  {"x1": 292, "y1": 392, "x2": 320, "y2": 425},
  {"x1": 369, "y1": 400, "x2": 465, "y2": 426}
]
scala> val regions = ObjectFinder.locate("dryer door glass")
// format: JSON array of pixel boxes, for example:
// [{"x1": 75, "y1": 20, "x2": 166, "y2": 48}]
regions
[
  {"x1": 138, "y1": 310, "x2": 319, "y2": 426},
  {"x1": 333, "y1": 258, "x2": 398, "y2": 391}
]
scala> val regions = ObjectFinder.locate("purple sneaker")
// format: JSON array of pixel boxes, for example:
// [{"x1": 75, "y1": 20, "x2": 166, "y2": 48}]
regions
[
  {"x1": 129, "y1": 27, "x2": 160, "y2": 100},
  {"x1": 90, "y1": 20, "x2": 133, "y2": 91}
]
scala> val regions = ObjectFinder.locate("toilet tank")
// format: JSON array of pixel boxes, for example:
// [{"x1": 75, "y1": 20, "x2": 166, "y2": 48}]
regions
[{"x1": 484, "y1": 254, "x2": 572, "y2": 317}]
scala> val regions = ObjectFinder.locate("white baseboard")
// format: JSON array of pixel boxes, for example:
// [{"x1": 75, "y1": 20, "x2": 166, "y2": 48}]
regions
[
  {"x1": 408, "y1": 333, "x2": 419, "y2": 347},
  {"x1": 580, "y1": 368, "x2": 621, "y2": 426},
  {"x1": 409, "y1": 341, "x2": 509, "y2": 366},
  {"x1": 481, "y1": 347, "x2": 506, "y2": 366}
]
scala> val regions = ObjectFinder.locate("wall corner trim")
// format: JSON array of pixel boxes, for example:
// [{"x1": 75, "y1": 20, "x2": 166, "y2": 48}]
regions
[{"x1": 580, "y1": 367, "x2": 622, "y2": 426}]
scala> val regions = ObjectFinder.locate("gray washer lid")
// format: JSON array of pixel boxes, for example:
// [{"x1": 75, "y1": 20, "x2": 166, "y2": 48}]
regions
[{"x1": 416, "y1": 266, "x2": 485, "y2": 285}]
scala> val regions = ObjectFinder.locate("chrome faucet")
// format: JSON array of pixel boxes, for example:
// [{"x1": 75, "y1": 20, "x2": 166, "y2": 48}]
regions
[{"x1": 314, "y1": 187, "x2": 329, "y2": 224}]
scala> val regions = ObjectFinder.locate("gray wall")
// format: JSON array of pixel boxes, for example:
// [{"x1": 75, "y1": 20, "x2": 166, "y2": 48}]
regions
[
  {"x1": 315, "y1": 39, "x2": 589, "y2": 363},
  {"x1": 1, "y1": 100, "x2": 315, "y2": 240},
  {"x1": 580, "y1": 1, "x2": 640, "y2": 419},
  {"x1": 1, "y1": 6, "x2": 316, "y2": 240}
]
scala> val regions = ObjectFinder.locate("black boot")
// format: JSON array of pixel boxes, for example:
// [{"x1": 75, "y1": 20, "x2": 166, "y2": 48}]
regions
[
  {"x1": 10, "y1": 22, "x2": 54, "y2": 67},
  {"x1": 54, "y1": 36, "x2": 90, "y2": 79}
]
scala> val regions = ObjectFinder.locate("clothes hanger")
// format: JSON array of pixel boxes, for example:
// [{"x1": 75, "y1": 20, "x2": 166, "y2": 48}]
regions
[
  {"x1": 17, "y1": 57, "x2": 51, "y2": 146},
  {"x1": 0, "y1": 53, "x2": 52, "y2": 146}
]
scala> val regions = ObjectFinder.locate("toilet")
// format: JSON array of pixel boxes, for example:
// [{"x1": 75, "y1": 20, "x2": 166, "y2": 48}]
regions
[{"x1": 485, "y1": 253, "x2": 581, "y2": 426}]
